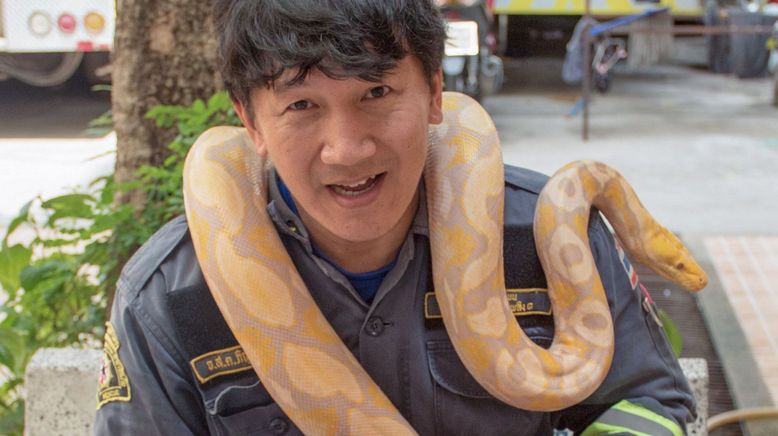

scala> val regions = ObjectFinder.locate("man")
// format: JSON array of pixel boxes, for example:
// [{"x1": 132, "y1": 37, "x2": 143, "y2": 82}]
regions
[{"x1": 94, "y1": 1, "x2": 696, "y2": 434}]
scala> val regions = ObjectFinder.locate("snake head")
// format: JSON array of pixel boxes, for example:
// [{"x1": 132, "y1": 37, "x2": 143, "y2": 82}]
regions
[
  {"x1": 646, "y1": 229, "x2": 708, "y2": 292},
  {"x1": 668, "y1": 258, "x2": 708, "y2": 292}
]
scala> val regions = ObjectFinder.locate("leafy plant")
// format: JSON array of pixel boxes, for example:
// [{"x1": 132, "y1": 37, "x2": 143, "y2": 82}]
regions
[
  {"x1": 0, "y1": 91, "x2": 240, "y2": 435},
  {"x1": 658, "y1": 308, "x2": 683, "y2": 357}
]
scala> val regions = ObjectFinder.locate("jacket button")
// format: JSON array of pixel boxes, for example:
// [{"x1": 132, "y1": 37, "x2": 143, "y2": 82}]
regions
[
  {"x1": 365, "y1": 316, "x2": 385, "y2": 336},
  {"x1": 269, "y1": 417, "x2": 289, "y2": 434}
]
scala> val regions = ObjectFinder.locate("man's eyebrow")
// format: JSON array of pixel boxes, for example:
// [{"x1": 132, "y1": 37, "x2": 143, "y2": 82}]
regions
[{"x1": 272, "y1": 78, "x2": 308, "y2": 94}]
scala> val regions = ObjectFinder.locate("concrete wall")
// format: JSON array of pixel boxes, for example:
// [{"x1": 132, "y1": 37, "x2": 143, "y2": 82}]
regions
[
  {"x1": 23, "y1": 348, "x2": 709, "y2": 435},
  {"x1": 24, "y1": 348, "x2": 102, "y2": 436}
]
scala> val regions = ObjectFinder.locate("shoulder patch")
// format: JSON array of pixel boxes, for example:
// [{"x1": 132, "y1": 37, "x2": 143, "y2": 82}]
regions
[
  {"x1": 190, "y1": 345, "x2": 253, "y2": 384},
  {"x1": 97, "y1": 322, "x2": 131, "y2": 409},
  {"x1": 425, "y1": 288, "x2": 552, "y2": 320}
]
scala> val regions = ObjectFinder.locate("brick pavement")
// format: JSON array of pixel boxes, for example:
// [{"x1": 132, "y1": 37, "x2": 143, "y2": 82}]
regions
[{"x1": 704, "y1": 236, "x2": 778, "y2": 405}]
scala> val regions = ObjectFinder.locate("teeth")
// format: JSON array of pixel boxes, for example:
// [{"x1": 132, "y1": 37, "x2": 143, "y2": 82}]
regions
[
  {"x1": 343, "y1": 177, "x2": 371, "y2": 188},
  {"x1": 331, "y1": 174, "x2": 380, "y2": 196}
]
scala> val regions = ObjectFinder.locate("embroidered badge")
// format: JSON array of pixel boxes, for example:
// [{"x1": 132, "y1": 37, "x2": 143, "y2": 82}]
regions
[
  {"x1": 97, "y1": 322, "x2": 131, "y2": 409},
  {"x1": 190, "y1": 345, "x2": 253, "y2": 384},
  {"x1": 614, "y1": 237, "x2": 639, "y2": 289},
  {"x1": 424, "y1": 288, "x2": 552, "y2": 320}
]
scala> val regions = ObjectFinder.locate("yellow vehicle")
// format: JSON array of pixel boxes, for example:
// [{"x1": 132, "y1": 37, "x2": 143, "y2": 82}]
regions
[
  {"x1": 493, "y1": 0, "x2": 703, "y2": 18},
  {"x1": 491, "y1": 0, "x2": 703, "y2": 57}
]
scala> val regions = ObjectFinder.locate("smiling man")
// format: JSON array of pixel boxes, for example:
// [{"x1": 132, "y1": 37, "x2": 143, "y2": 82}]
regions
[
  {"x1": 93, "y1": 1, "x2": 696, "y2": 435},
  {"x1": 237, "y1": 55, "x2": 440, "y2": 276}
]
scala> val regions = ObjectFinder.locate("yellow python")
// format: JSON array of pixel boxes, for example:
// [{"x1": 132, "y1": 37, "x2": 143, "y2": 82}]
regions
[{"x1": 183, "y1": 92, "x2": 707, "y2": 434}]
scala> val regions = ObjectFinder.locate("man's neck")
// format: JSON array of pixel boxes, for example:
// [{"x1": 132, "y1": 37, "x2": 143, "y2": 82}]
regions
[{"x1": 298, "y1": 192, "x2": 418, "y2": 273}]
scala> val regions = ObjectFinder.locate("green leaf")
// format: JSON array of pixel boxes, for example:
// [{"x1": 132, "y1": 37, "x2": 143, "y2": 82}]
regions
[
  {"x1": 658, "y1": 309, "x2": 683, "y2": 357},
  {"x1": 2, "y1": 201, "x2": 33, "y2": 246},
  {"x1": 193, "y1": 98, "x2": 207, "y2": 113},
  {"x1": 0, "y1": 398, "x2": 24, "y2": 436},
  {"x1": 207, "y1": 91, "x2": 232, "y2": 111},
  {"x1": 0, "y1": 328, "x2": 28, "y2": 374},
  {"x1": 41, "y1": 194, "x2": 95, "y2": 224},
  {"x1": 19, "y1": 260, "x2": 70, "y2": 294},
  {"x1": 0, "y1": 245, "x2": 32, "y2": 293}
]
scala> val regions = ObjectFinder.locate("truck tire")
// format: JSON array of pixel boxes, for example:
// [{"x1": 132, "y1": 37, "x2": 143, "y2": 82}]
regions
[
  {"x1": 729, "y1": 10, "x2": 776, "y2": 78},
  {"x1": 705, "y1": 0, "x2": 731, "y2": 74},
  {"x1": 81, "y1": 52, "x2": 111, "y2": 85},
  {"x1": 0, "y1": 52, "x2": 83, "y2": 87}
]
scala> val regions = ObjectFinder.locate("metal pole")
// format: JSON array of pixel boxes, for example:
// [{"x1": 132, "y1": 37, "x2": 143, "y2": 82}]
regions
[{"x1": 582, "y1": 0, "x2": 592, "y2": 141}]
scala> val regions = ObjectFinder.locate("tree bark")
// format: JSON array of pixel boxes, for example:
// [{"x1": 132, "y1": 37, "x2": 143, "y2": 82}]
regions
[{"x1": 111, "y1": 0, "x2": 221, "y2": 210}]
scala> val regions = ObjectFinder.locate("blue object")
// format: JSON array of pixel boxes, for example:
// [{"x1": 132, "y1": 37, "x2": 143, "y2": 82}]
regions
[
  {"x1": 276, "y1": 174, "x2": 300, "y2": 216},
  {"x1": 589, "y1": 8, "x2": 670, "y2": 37},
  {"x1": 276, "y1": 175, "x2": 394, "y2": 303}
]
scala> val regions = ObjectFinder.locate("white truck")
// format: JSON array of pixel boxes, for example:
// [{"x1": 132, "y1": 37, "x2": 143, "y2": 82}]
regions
[{"x1": 0, "y1": 0, "x2": 114, "y2": 87}]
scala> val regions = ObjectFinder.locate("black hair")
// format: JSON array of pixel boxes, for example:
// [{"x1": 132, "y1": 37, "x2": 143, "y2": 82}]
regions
[{"x1": 212, "y1": 0, "x2": 446, "y2": 114}]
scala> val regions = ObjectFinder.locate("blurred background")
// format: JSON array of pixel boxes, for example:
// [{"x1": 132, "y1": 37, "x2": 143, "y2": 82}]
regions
[{"x1": 1, "y1": 0, "x2": 778, "y2": 434}]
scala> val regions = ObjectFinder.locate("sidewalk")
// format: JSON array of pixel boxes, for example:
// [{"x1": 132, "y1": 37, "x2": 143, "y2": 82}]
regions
[
  {"x1": 0, "y1": 133, "x2": 115, "y2": 231},
  {"x1": 704, "y1": 236, "x2": 778, "y2": 404},
  {"x1": 485, "y1": 57, "x2": 778, "y2": 430}
]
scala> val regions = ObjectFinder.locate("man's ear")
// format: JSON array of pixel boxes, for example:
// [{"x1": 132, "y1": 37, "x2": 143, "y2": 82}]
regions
[
  {"x1": 428, "y1": 69, "x2": 444, "y2": 125},
  {"x1": 233, "y1": 96, "x2": 268, "y2": 157}
]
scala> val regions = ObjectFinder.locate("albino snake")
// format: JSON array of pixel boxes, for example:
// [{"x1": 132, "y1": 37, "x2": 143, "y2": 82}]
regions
[{"x1": 183, "y1": 92, "x2": 707, "y2": 434}]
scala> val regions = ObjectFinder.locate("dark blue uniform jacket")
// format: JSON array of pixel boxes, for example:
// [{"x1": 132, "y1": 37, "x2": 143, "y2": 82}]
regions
[{"x1": 93, "y1": 165, "x2": 695, "y2": 435}]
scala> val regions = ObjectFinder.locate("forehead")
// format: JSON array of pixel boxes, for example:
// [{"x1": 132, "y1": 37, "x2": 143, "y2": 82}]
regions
[{"x1": 269, "y1": 55, "x2": 425, "y2": 94}]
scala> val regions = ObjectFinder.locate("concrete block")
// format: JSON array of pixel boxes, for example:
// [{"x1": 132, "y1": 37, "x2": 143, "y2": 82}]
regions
[
  {"x1": 24, "y1": 348, "x2": 102, "y2": 436},
  {"x1": 680, "y1": 358, "x2": 709, "y2": 436}
]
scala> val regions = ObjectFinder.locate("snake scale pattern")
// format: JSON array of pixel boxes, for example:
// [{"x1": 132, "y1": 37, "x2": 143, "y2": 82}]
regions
[{"x1": 183, "y1": 92, "x2": 707, "y2": 434}]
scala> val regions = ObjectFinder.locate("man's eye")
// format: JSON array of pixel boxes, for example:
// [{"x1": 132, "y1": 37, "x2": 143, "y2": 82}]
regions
[
  {"x1": 288, "y1": 100, "x2": 311, "y2": 111},
  {"x1": 366, "y1": 86, "x2": 390, "y2": 99}
]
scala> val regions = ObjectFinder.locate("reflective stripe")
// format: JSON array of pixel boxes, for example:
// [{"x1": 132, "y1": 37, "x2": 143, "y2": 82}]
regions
[
  {"x1": 581, "y1": 400, "x2": 683, "y2": 436},
  {"x1": 611, "y1": 400, "x2": 683, "y2": 436},
  {"x1": 581, "y1": 421, "x2": 653, "y2": 436}
]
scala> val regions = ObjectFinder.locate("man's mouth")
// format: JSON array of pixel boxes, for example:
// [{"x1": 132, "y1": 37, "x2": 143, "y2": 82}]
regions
[{"x1": 328, "y1": 173, "x2": 385, "y2": 197}]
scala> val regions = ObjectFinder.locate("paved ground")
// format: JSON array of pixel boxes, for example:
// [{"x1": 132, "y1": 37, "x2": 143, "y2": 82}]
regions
[
  {"x1": 483, "y1": 57, "x2": 778, "y2": 427},
  {"x1": 0, "y1": 77, "x2": 113, "y2": 227},
  {"x1": 486, "y1": 57, "x2": 778, "y2": 235},
  {"x1": 704, "y1": 236, "x2": 778, "y2": 404},
  {"x1": 0, "y1": 135, "x2": 116, "y2": 226}
]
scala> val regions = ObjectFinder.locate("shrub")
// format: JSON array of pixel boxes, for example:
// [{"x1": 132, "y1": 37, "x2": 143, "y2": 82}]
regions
[{"x1": 0, "y1": 92, "x2": 240, "y2": 434}]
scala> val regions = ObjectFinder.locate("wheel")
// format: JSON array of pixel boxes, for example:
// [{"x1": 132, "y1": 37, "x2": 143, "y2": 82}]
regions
[{"x1": 82, "y1": 52, "x2": 111, "y2": 86}]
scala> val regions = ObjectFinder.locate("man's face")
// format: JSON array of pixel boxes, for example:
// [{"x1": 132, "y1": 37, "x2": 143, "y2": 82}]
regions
[{"x1": 235, "y1": 56, "x2": 443, "y2": 247}]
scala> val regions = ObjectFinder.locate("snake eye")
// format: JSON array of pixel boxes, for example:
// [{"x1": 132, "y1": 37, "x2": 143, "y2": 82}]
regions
[{"x1": 676, "y1": 262, "x2": 685, "y2": 270}]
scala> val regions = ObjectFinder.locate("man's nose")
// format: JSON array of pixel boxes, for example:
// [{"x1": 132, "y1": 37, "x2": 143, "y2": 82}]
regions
[{"x1": 320, "y1": 109, "x2": 377, "y2": 166}]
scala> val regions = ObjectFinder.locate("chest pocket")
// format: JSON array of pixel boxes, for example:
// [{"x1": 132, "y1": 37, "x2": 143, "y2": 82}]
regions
[
  {"x1": 204, "y1": 375, "x2": 303, "y2": 436},
  {"x1": 420, "y1": 223, "x2": 556, "y2": 434},
  {"x1": 425, "y1": 338, "x2": 552, "y2": 435}
]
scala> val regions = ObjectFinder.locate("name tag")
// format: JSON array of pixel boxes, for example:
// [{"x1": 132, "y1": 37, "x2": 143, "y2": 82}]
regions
[
  {"x1": 190, "y1": 345, "x2": 253, "y2": 384},
  {"x1": 424, "y1": 288, "x2": 552, "y2": 320}
]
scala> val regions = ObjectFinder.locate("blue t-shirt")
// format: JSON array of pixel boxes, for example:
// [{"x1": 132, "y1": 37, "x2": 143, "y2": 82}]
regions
[{"x1": 277, "y1": 175, "x2": 395, "y2": 303}]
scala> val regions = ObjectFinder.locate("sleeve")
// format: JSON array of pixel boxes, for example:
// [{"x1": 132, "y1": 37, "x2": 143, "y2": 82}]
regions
[
  {"x1": 553, "y1": 215, "x2": 696, "y2": 435},
  {"x1": 93, "y1": 275, "x2": 209, "y2": 435}
]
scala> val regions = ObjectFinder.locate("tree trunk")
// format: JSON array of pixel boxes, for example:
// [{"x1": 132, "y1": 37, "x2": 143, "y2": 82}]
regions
[
  {"x1": 111, "y1": 0, "x2": 222, "y2": 210},
  {"x1": 107, "y1": 0, "x2": 221, "y2": 315}
]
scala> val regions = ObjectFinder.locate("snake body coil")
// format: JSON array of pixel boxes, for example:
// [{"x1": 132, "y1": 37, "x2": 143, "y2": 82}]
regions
[{"x1": 183, "y1": 92, "x2": 707, "y2": 434}]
